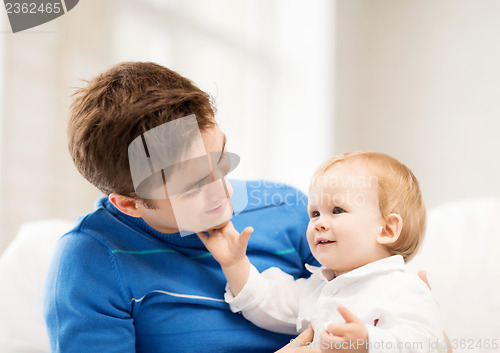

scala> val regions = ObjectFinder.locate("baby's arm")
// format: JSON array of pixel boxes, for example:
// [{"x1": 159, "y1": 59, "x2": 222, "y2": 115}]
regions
[
  {"x1": 196, "y1": 221, "x2": 253, "y2": 296},
  {"x1": 319, "y1": 305, "x2": 369, "y2": 353},
  {"x1": 197, "y1": 221, "x2": 306, "y2": 335}
]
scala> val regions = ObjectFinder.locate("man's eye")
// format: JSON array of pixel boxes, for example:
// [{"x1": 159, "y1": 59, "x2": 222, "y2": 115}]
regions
[
  {"x1": 310, "y1": 211, "x2": 320, "y2": 218},
  {"x1": 181, "y1": 186, "x2": 202, "y2": 198},
  {"x1": 333, "y1": 207, "x2": 346, "y2": 214}
]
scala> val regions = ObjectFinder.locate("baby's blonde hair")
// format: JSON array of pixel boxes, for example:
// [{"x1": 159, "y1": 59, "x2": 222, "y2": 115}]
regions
[{"x1": 312, "y1": 151, "x2": 426, "y2": 262}]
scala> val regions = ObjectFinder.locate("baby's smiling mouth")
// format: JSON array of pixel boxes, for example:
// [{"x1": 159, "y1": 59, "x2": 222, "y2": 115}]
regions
[{"x1": 316, "y1": 238, "x2": 336, "y2": 245}]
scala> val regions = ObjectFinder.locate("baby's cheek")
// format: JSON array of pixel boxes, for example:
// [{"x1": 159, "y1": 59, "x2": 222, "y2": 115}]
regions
[{"x1": 305, "y1": 227, "x2": 314, "y2": 244}]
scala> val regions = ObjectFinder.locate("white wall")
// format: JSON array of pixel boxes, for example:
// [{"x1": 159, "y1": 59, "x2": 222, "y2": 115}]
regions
[
  {"x1": 0, "y1": 1, "x2": 125, "y2": 253},
  {"x1": 334, "y1": 0, "x2": 500, "y2": 208}
]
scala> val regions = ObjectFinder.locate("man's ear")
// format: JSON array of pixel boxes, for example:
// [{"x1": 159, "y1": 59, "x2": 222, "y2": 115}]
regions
[
  {"x1": 108, "y1": 193, "x2": 144, "y2": 218},
  {"x1": 377, "y1": 213, "x2": 403, "y2": 245}
]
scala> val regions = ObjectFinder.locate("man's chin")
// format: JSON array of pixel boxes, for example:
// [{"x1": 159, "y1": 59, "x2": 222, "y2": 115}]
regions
[{"x1": 202, "y1": 218, "x2": 231, "y2": 232}]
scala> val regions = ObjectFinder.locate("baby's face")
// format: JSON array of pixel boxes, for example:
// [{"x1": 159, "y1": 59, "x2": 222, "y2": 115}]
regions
[{"x1": 306, "y1": 162, "x2": 388, "y2": 276}]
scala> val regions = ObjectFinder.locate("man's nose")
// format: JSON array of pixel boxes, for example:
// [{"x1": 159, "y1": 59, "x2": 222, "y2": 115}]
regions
[{"x1": 205, "y1": 177, "x2": 228, "y2": 201}]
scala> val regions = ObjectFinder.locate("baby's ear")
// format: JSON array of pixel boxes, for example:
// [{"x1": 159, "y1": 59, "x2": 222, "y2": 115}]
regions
[{"x1": 377, "y1": 213, "x2": 403, "y2": 245}]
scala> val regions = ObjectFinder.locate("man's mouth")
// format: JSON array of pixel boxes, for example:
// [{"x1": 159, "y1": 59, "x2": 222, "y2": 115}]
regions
[{"x1": 205, "y1": 199, "x2": 229, "y2": 215}]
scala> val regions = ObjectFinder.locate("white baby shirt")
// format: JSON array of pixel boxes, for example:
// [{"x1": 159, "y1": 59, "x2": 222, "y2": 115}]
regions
[{"x1": 225, "y1": 255, "x2": 445, "y2": 352}]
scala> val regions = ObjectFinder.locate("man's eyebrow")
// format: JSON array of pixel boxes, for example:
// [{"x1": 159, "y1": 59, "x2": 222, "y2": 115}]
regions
[
  {"x1": 181, "y1": 133, "x2": 227, "y2": 192},
  {"x1": 217, "y1": 134, "x2": 227, "y2": 165}
]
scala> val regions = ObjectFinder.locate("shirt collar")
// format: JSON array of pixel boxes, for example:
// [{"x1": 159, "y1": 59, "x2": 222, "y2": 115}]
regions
[{"x1": 306, "y1": 255, "x2": 405, "y2": 283}]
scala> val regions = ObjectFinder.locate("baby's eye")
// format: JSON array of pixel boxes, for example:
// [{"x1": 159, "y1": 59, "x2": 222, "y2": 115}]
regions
[
  {"x1": 333, "y1": 207, "x2": 346, "y2": 214},
  {"x1": 310, "y1": 210, "x2": 320, "y2": 218}
]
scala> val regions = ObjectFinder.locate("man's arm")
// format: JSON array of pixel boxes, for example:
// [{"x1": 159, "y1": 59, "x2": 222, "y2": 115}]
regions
[
  {"x1": 43, "y1": 233, "x2": 136, "y2": 353},
  {"x1": 362, "y1": 274, "x2": 446, "y2": 353}
]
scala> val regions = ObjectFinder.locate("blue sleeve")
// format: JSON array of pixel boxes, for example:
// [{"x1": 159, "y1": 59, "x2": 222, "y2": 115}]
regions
[{"x1": 43, "y1": 232, "x2": 135, "y2": 353}]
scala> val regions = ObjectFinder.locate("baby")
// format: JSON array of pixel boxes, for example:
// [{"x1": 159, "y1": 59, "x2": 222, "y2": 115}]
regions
[{"x1": 198, "y1": 151, "x2": 445, "y2": 352}]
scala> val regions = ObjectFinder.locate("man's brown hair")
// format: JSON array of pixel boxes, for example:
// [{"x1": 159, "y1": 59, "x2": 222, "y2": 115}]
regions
[{"x1": 68, "y1": 62, "x2": 215, "y2": 203}]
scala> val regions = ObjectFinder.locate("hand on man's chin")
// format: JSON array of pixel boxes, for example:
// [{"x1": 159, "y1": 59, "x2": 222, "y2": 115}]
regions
[{"x1": 203, "y1": 219, "x2": 231, "y2": 232}]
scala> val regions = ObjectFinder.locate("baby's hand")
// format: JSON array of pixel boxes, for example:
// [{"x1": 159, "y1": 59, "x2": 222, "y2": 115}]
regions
[
  {"x1": 319, "y1": 305, "x2": 368, "y2": 353},
  {"x1": 196, "y1": 221, "x2": 253, "y2": 268}
]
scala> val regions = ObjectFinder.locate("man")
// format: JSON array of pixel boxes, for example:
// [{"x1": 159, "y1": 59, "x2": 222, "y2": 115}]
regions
[{"x1": 43, "y1": 62, "x2": 316, "y2": 352}]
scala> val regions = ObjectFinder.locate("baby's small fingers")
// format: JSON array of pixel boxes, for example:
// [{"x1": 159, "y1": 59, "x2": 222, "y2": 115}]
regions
[
  {"x1": 418, "y1": 270, "x2": 432, "y2": 290},
  {"x1": 196, "y1": 232, "x2": 209, "y2": 244},
  {"x1": 240, "y1": 227, "x2": 254, "y2": 239}
]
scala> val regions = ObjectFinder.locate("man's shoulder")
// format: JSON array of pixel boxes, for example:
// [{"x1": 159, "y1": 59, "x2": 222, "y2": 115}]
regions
[
  {"x1": 62, "y1": 196, "x2": 132, "y2": 249},
  {"x1": 70, "y1": 196, "x2": 112, "y2": 231},
  {"x1": 230, "y1": 180, "x2": 310, "y2": 239},
  {"x1": 230, "y1": 179, "x2": 308, "y2": 213},
  {"x1": 241, "y1": 179, "x2": 304, "y2": 194}
]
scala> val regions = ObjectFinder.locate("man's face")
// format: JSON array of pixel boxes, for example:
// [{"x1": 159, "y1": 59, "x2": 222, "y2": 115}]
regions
[{"x1": 139, "y1": 124, "x2": 234, "y2": 234}]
